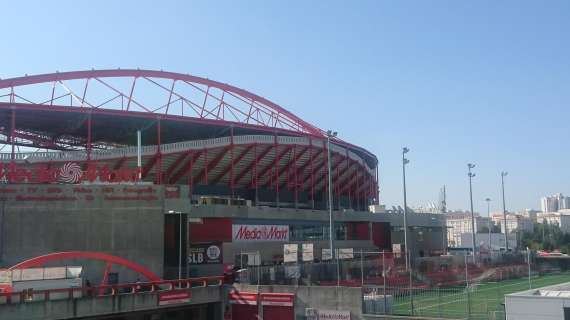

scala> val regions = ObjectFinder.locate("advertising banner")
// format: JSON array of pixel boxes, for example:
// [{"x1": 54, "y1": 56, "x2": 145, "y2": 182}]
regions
[
  {"x1": 260, "y1": 293, "x2": 295, "y2": 307},
  {"x1": 229, "y1": 291, "x2": 258, "y2": 305},
  {"x1": 392, "y1": 244, "x2": 402, "y2": 258},
  {"x1": 158, "y1": 290, "x2": 191, "y2": 306},
  {"x1": 188, "y1": 243, "x2": 223, "y2": 264},
  {"x1": 0, "y1": 270, "x2": 11, "y2": 285},
  {"x1": 322, "y1": 248, "x2": 332, "y2": 261},
  {"x1": 21, "y1": 268, "x2": 44, "y2": 281},
  {"x1": 338, "y1": 248, "x2": 354, "y2": 260},
  {"x1": 302, "y1": 243, "x2": 314, "y2": 262},
  {"x1": 283, "y1": 244, "x2": 299, "y2": 263},
  {"x1": 317, "y1": 310, "x2": 351, "y2": 320},
  {"x1": 232, "y1": 224, "x2": 289, "y2": 242},
  {"x1": 44, "y1": 267, "x2": 67, "y2": 280}
]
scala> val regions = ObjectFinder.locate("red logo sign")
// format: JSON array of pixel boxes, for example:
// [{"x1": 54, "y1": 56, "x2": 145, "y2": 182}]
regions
[{"x1": 0, "y1": 162, "x2": 140, "y2": 184}]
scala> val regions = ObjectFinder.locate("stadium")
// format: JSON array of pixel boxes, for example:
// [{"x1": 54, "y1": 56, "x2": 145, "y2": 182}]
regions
[{"x1": 0, "y1": 70, "x2": 443, "y2": 283}]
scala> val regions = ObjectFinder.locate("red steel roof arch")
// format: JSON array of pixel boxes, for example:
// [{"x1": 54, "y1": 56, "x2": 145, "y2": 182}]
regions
[
  {"x1": 0, "y1": 69, "x2": 323, "y2": 137},
  {"x1": 0, "y1": 69, "x2": 378, "y2": 170}
]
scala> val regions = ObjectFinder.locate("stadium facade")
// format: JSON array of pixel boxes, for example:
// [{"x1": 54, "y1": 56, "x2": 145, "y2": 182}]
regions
[{"x1": 0, "y1": 70, "x2": 444, "y2": 282}]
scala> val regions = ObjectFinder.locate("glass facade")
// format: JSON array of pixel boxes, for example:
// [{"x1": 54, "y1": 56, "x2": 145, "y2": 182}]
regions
[{"x1": 289, "y1": 223, "x2": 349, "y2": 241}]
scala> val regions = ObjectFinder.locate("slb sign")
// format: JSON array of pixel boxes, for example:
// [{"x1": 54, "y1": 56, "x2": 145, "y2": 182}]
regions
[{"x1": 188, "y1": 243, "x2": 222, "y2": 265}]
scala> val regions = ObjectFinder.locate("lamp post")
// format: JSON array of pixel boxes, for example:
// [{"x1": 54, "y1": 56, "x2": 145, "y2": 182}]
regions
[
  {"x1": 501, "y1": 171, "x2": 509, "y2": 251},
  {"x1": 168, "y1": 210, "x2": 184, "y2": 280},
  {"x1": 326, "y1": 130, "x2": 337, "y2": 261},
  {"x1": 468, "y1": 163, "x2": 476, "y2": 263},
  {"x1": 402, "y1": 147, "x2": 410, "y2": 270},
  {"x1": 485, "y1": 198, "x2": 492, "y2": 251}
]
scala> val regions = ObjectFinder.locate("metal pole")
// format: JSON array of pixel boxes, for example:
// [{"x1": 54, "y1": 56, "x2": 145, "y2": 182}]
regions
[
  {"x1": 486, "y1": 198, "x2": 492, "y2": 251},
  {"x1": 465, "y1": 255, "x2": 471, "y2": 317},
  {"x1": 179, "y1": 212, "x2": 182, "y2": 280},
  {"x1": 336, "y1": 251, "x2": 340, "y2": 286},
  {"x1": 137, "y1": 130, "x2": 142, "y2": 181},
  {"x1": 442, "y1": 186, "x2": 447, "y2": 255},
  {"x1": 327, "y1": 132, "x2": 335, "y2": 259},
  {"x1": 360, "y1": 249, "x2": 364, "y2": 287},
  {"x1": 468, "y1": 164, "x2": 476, "y2": 263},
  {"x1": 382, "y1": 251, "x2": 387, "y2": 315},
  {"x1": 527, "y1": 247, "x2": 531, "y2": 289},
  {"x1": 402, "y1": 147, "x2": 410, "y2": 270},
  {"x1": 501, "y1": 172, "x2": 509, "y2": 251},
  {"x1": 409, "y1": 251, "x2": 414, "y2": 316},
  {"x1": 327, "y1": 131, "x2": 338, "y2": 285}
]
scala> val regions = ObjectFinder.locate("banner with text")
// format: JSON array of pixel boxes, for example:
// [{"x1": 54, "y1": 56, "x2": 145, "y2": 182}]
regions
[
  {"x1": 302, "y1": 243, "x2": 314, "y2": 262},
  {"x1": 284, "y1": 244, "x2": 299, "y2": 263}
]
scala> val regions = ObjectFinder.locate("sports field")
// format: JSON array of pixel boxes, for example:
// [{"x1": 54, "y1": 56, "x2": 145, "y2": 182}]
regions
[{"x1": 389, "y1": 272, "x2": 570, "y2": 319}]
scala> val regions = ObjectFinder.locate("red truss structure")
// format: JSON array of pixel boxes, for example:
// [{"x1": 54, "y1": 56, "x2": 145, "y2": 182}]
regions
[{"x1": 0, "y1": 69, "x2": 378, "y2": 210}]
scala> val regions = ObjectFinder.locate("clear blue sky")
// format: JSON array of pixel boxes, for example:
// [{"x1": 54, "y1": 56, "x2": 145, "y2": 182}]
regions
[{"x1": 1, "y1": 1, "x2": 569, "y2": 215}]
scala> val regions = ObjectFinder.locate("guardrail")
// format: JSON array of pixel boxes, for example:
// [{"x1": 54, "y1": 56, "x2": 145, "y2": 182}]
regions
[{"x1": 0, "y1": 276, "x2": 224, "y2": 305}]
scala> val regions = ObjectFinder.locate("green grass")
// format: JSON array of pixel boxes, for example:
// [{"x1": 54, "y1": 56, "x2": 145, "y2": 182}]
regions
[{"x1": 389, "y1": 272, "x2": 570, "y2": 319}]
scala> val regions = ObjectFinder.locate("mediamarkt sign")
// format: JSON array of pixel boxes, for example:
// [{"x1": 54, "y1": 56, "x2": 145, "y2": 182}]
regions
[{"x1": 232, "y1": 224, "x2": 289, "y2": 242}]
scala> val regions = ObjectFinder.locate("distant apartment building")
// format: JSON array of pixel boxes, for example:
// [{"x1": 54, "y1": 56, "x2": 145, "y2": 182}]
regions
[
  {"x1": 537, "y1": 212, "x2": 570, "y2": 234},
  {"x1": 491, "y1": 212, "x2": 533, "y2": 233},
  {"x1": 445, "y1": 211, "x2": 490, "y2": 247},
  {"x1": 504, "y1": 214, "x2": 533, "y2": 233},
  {"x1": 540, "y1": 193, "x2": 570, "y2": 212},
  {"x1": 491, "y1": 211, "x2": 513, "y2": 225},
  {"x1": 518, "y1": 209, "x2": 539, "y2": 223},
  {"x1": 561, "y1": 197, "x2": 570, "y2": 210}
]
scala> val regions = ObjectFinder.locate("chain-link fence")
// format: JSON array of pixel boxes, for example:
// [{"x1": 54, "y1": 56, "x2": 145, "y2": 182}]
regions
[{"x1": 235, "y1": 250, "x2": 570, "y2": 319}]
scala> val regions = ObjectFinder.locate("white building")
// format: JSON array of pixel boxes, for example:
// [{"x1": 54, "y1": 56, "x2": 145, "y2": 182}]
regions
[
  {"x1": 561, "y1": 197, "x2": 570, "y2": 210},
  {"x1": 506, "y1": 282, "x2": 570, "y2": 320},
  {"x1": 537, "y1": 212, "x2": 570, "y2": 234},
  {"x1": 540, "y1": 193, "x2": 570, "y2": 212},
  {"x1": 518, "y1": 209, "x2": 539, "y2": 223},
  {"x1": 491, "y1": 213, "x2": 533, "y2": 234},
  {"x1": 460, "y1": 232, "x2": 517, "y2": 251},
  {"x1": 541, "y1": 195, "x2": 559, "y2": 213},
  {"x1": 445, "y1": 212, "x2": 490, "y2": 248}
]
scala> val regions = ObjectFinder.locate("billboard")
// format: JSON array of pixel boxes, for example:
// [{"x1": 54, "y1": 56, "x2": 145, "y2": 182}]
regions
[
  {"x1": 232, "y1": 224, "x2": 289, "y2": 242},
  {"x1": 283, "y1": 244, "x2": 299, "y2": 263},
  {"x1": 188, "y1": 243, "x2": 223, "y2": 265},
  {"x1": 302, "y1": 243, "x2": 314, "y2": 262}
]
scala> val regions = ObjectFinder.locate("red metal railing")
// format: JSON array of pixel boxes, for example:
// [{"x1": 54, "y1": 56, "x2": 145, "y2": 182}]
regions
[{"x1": 0, "y1": 276, "x2": 224, "y2": 305}]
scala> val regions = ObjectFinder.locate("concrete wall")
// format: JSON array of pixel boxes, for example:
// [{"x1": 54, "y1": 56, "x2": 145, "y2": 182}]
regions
[
  {"x1": 0, "y1": 183, "x2": 445, "y2": 284},
  {"x1": 0, "y1": 286, "x2": 221, "y2": 320},
  {"x1": 232, "y1": 284, "x2": 363, "y2": 320},
  {"x1": 0, "y1": 184, "x2": 170, "y2": 283}
]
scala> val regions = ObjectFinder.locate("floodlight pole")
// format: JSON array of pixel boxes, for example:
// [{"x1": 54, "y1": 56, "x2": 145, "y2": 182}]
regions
[
  {"x1": 137, "y1": 130, "x2": 142, "y2": 181},
  {"x1": 326, "y1": 130, "x2": 337, "y2": 262},
  {"x1": 468, "y1": 164, "x2": 476, "y2": 263},
  {"x1": 486, "y1": 198, "x2": 492, "y2": 251},
  {"x1": 402, "y1": 147, "x2": 410, "y2": 271},
  {"x1": 501, "y1": 172, "x2": 508, "y2": 251}
]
